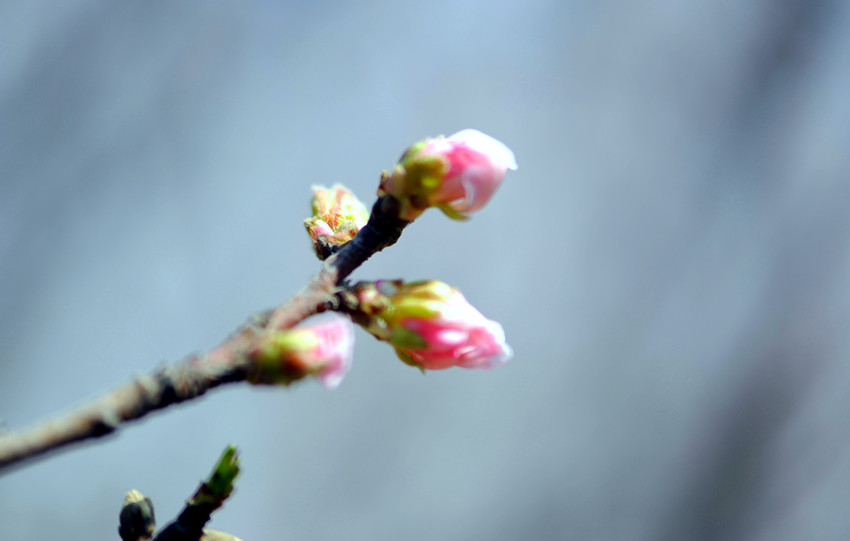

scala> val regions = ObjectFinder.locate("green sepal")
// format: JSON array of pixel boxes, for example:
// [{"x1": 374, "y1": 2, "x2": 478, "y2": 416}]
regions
[
  {"x1": 434, "y1": 203, "x2": 469, "y2": 221},
  {"x1": 404, "y1": 155, "x2": 447, "y2": 192},
  {"x1": 389, "y1": 326, "x2": 428, "y2": 350},
  {"x1": 392, "y1": 300, "x2": 440, "y2": 320},
  {"x1": 398, "y1": 140, "x2": 429, "y2": 165},
  {"x1": 254, "y1": 331, "x2": 316, "y2": 362},
  {"x1": 393, "y1": 346, "x2": 426, "y2": 374}
]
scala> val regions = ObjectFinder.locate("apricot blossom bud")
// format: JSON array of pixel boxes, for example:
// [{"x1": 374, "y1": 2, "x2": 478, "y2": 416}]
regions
[
  {"x1": 248, "y1": 315, "x2": 355, "y2": 389},
  {"x1": 354, "y1": 280, "x2": 512, "y2": 371},
  {"x1": 378, "y1": 129, "x2": 517, "y2": 221},
  {"x1": 304, "y1": 184, "x2": 368, "y2": 257}
]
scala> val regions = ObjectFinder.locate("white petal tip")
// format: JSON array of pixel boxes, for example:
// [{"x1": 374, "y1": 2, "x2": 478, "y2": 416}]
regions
[{"x1": 448, "y1": 129, "x2": 517, "y2": 171}]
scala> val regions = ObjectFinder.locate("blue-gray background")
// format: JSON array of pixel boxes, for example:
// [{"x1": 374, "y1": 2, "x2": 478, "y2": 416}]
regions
[{"x1": 2, "y1": 1, "x2": 850, "y2": 540}]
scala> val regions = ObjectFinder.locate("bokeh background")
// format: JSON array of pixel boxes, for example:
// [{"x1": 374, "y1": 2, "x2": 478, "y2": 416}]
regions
[{"x1": 2, "y1": 1, "x2": 850, "y2": 540}]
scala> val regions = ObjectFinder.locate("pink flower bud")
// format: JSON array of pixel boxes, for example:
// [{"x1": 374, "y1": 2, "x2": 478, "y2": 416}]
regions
[
  {"x1": 356, "y1": 280, "x2": 512, "y2": 371},
  {"x1": 378, "y1": 129, "x2": 517, "y2": 221},
  {"x1": 248, "y1": 315, "x2": 355, "y2": 389},
  {"x1": 304, "y1": 184, "x2": 369, "y2": 255}
]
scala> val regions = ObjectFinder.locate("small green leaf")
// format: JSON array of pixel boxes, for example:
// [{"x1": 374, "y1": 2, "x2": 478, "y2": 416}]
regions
[{"x1": 190, "y1": 445, "x2": 240, "y2": 507}]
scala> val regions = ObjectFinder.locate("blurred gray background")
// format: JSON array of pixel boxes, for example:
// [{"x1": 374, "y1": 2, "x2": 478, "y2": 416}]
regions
[{"x1": 2, "y1": 1, "x2": 850, "y2": 540}]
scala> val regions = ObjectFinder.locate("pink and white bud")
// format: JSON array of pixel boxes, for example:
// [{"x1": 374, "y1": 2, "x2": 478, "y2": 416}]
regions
[
  {"x1": 357, "y1": 280, "x2": 512, "y2": 371},
  {"x1": 248, "y1": 315, "x2": 355, "y2": 389},
  {"x1": 304, "y1": 184, "x2": 369, "y2": 255},
  {"x1": 378, "y1": 129, "x2": 517, "y2": 221}
]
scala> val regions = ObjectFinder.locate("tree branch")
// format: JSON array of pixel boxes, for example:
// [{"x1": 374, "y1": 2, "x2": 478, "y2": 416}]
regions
[{"x1": 0, "y1": 196, "x2": 409, "y2": 474}]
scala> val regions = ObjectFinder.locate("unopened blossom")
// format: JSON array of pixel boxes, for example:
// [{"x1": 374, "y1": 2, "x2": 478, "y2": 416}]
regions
[
  {"x1": 355, "y1": 280, "x2": 512, "y2": 371},
  {"x1": 304, "y1": 184, "x2": 368, "y2": 256},
  {"x1": 378, "y1": 129, "x2": 517, "y2": 221},
  {"x1": 248, "y1": 315, "x2": 355, "y2": 389}
]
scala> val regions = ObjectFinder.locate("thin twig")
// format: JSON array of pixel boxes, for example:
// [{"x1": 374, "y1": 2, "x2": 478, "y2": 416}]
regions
[
  {"x1": 152, "y1": 445, "x2": 241, "y2": 541},
  {"x1": 119, "y1": 446, "x2": 242, "y2": 541},
  {"x1": 0, "y1": 196, "x2": 409, "y2": 474}
]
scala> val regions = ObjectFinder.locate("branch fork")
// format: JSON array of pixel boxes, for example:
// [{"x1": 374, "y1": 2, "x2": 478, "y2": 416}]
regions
[{"x1": 0, "y1": 196, "x2": 409, "y2": 473}]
